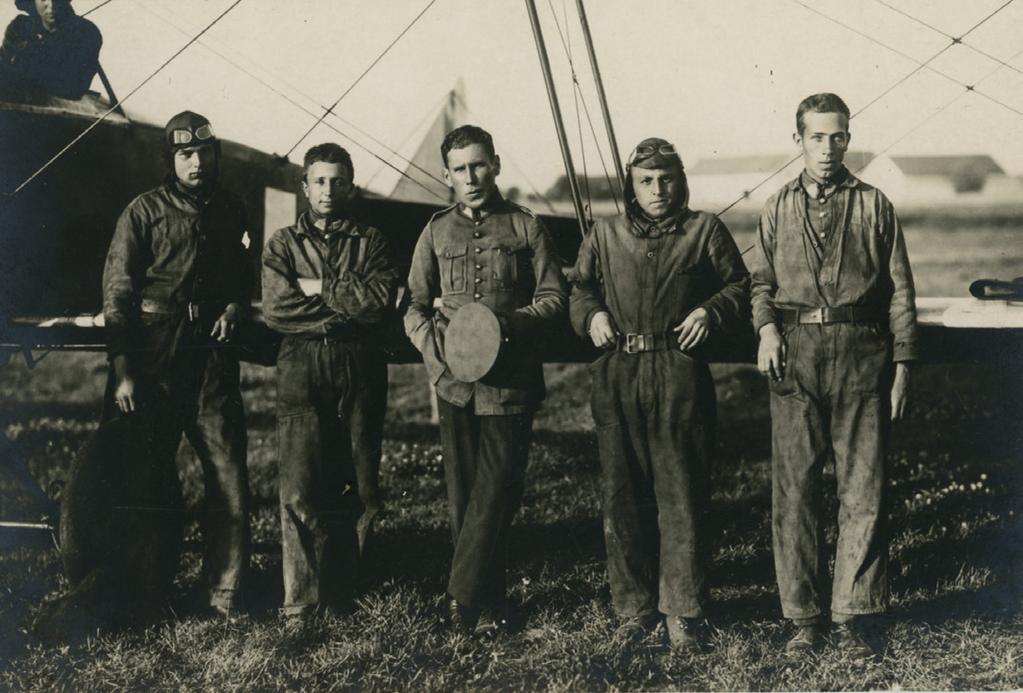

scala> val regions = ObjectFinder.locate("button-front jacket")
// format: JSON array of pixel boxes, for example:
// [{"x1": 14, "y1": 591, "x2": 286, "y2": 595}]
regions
[
  {"x1": 261, "y1": 211, "x2": 398, "y2": 337},
  {"x1": 404, "y1": 197, "x2": 568, "y2": 415},
  {"x1": 102, "y1": 181, "x2": 250, "y2": 359},
  {"x1": 748, "y1": 169, "x2": 919, "y2": 361}
]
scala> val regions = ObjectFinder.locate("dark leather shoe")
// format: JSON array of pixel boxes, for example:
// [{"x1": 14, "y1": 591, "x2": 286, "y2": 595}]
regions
[
  {"x1": 447, "y1": 597, "x2": 480, "y2": 635},
  {"x1": 833, "y1": 622, "x2": 877, "y2": 660},
  {"x1": 784, "y1": 624, "x2": 825, "y2": 656},
  {"x1": 666, "y1": 616, "x2": 705, "y2": 652},
  {"x1": 612, "y1": 612, "x2": 659, "y2": 649}
]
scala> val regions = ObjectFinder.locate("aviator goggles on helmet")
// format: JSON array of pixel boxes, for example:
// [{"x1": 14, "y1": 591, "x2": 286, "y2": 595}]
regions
[
  {"x1": 627, "y1": 141, "x2": 677, "y2": 167},
  {"x1": 170, "y1": 123, "x2": 216, "y2": 146}
]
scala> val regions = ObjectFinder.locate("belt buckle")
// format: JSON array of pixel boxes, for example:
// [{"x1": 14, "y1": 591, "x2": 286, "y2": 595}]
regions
[
  {"x1": 624, "y1": 333, "x2": 648, "y2": 354},
  {"x1": 804, "y1": 308, "x2": 824, "y2": 324},
  {"x1": 187, "y1": 302, "x2": 199, "y2": 322}
]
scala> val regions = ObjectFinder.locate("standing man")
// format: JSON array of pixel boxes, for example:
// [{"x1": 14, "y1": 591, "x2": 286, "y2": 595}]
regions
[
  {"x1": 570, "y1": 138, "x2": 749, "y2": 652},
  {"x1": 1, "y1": 0, "x2": 102, "y2": 100},
  {"x1": 404, "y1": 125, "x2": 568, "y2": 633},
  {"x1": 262, "y1": 143, "x2": 398, "y2": 620},
  {"x1": 749, "y1": 93, "x2": 917, "y2": 658},
  {"x1": 103, "y1": 110, "x2": 251, "y2": 618}
]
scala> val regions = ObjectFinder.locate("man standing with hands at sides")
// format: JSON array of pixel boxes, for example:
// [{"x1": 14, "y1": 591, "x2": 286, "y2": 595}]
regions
[
  {"x1": 570, "y1": 137, "x2": 749, "y2": 652},
  {"x1": 103, "y1": 110, "x2": 251, "y2": 619},
  {"x1": 749, "y1": 93, "x2": 917, "y2": 659},
  {"x1": 404, "y1": 125, "x2": 568, "y2": 634},
  {"x1": 262, "y1": 143, "x2": 398, "y2": 621}
]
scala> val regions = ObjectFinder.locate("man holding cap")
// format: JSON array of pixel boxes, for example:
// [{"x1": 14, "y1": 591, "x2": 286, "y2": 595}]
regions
[
  {"x1": 404, "y1": 124, "x2": 568, "y2": 633},
  {"x1": 570, "y1": 137, "x2": 749, "y2": 651},
  {"x1": 102, "y1": 110, "x2": 251, "y2": 618}
]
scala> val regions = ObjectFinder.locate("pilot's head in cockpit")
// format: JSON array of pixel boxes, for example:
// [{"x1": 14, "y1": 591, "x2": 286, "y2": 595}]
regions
[
  {"x1": 163, "y1": 110, "x2": 220, "y2": 192},
  {"x1": 15, "y1": 0, "x2": 71, "y2": 32}
]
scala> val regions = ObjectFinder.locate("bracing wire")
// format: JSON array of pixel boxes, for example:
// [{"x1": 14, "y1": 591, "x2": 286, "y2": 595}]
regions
[
  {"x1": 545, "y1": 0, "x2": 620, "y2": 213},
  {"x1": 792, "y1": 0, "x2": 1023, "y2": 118},
  {"x1": 363, "y1": 90, "x2": 451, "y2": 189},
  {"x1": 80, "y1": 0, "x2": 115, "y2": 18},
  {"x1": 719, "y1": 0, "x2": 1021, "y2": 221},
  {"x1": 7, "y1": 0, "x2": 246, "y2": 197},
  {"x1": 133, "y1": 0, "x2": 447, "y2": 201},
  {"x1": 283, "y1": 0, "x2": 439, "y2": 159},
  {"x1": 872, "y1": 0, "x2": 1023, "y2": 78}
]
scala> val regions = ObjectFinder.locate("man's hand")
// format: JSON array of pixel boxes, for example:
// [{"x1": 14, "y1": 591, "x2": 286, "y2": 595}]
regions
[
  {"x1": 757, "y1": 323, "x2": 786, "y2": 382},
  {"x1": 891, "y1": 362, "x2": 911, "y2": 421},
  {"x1": 588, "y1": 311, "x2": 618, "y2": 349},
  {"x1": 673, "y1": 307, "x2": 711, "y2": 352},
  {"x1": 112, "y1": 354, "x2": 138, "y2": 414},
  {"x1": 210, "y1": 302, "x2": 242, "y2": 342},
  {"x1": 298, "y1": 278, "x2": 322, "y2": 297}
]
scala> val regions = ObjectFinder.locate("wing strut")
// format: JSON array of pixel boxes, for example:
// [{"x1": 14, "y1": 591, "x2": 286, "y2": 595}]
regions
[{"x1": 524, "y1": 0, "x2": 588, "y2": 238}]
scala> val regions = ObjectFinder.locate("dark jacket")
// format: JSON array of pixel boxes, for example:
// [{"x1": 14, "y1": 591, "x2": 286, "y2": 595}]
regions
[
  {"x1": 748, "y1": 170, "x2": 918, "y2": 362},
  {"x1": 404, "y1": 197, "x2": 568, "y2": 415},
  {"x1": 0, "y1": 9, "x2": 101, "y2": 99},
  {"x1": 261, "y1": 211, "x2": 398, "y2": 337},
  {"x1": 570, "y1": 208, "x2": 749, "y2": 339},
  {"x1": 102, "y1": 182, "x2": 250, "y2": 359}
]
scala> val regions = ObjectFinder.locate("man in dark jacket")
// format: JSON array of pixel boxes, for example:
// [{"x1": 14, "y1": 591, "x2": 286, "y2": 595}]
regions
[
  {"x1": 404, "y1": 125, "x2": 568, "y2": 633},
  {"x1": 0, "y1": 0, "x2": 101, "y2": 99},
  {"x1": 102, "y1": 110, "x2": 251, "y2": 618},
  {"x1": 749, "y1": 93, "x2": 917, "y2": 659},
  {"x1": 570, "y1": 137, "x2": 749, "y2": 651},
  {"x1": 262, "y1": 143, "x2": 398, "y2": 619}
]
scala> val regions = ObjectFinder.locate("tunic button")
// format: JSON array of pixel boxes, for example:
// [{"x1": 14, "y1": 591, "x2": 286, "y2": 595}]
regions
[
  {"x1": 474, "y1": 292, "x2": 482, "y2": 299},
  {"x1": 474, "y1": 277, "x2": 482, "y2": 284},
  {"x1": 473, "y1": 232, "x2": 481, "y2": 239},
  {"x1": 475, "y1": 247, "x2": 482, "y2": 254},
  {"x1": 647, "y1": 251, "x2": 655, "y2": 258},
  {"x1": 475, "y1": 264, "x2": 483, "y2": 270}
]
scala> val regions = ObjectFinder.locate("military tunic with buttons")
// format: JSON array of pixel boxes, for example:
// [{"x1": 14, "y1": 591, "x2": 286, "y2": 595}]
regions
[
  {"x1": 570, "y1": 205, "x2": 749, "y2": 621},
  {"x1": 404, "y1": 196, "x2": 568, "y2": 608}
]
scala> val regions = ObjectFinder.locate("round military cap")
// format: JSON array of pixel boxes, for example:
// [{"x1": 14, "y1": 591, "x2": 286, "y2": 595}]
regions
[
  {"x1": 164, "y1": 110, "x2": 216, "y2": 151},
  {"x1": 627, "y1": 137, "x2": 684, "y2": 170},
  {"x1": 445, "y1": 303, "x2": 505, "y2": 383}
]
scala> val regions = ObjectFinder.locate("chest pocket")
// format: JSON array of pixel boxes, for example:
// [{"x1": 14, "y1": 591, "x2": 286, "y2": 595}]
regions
[
  {"x1": 441, "y1": 245, "x2": 469, "y2": 294},
  {"x1": 492, "y1": 241, "x2": 529, "y2": 289}
]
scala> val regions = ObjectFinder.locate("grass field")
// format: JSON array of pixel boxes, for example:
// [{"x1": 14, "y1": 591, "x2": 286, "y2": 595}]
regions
[{"x1": 0, "y1": 223, "x2": 1021, "y2": 691}]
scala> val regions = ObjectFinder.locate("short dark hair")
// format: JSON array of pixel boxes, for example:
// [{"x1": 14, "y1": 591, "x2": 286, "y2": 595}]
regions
[
  {"x1": 302, "y1": 143, "x2": 353, "y2": 180},
  {"x1": 440, "y1": 125, "x2": 495, "y2": 167},
  {"x1": 796, "y1": 93, "x2": 851, "y2": 134}
]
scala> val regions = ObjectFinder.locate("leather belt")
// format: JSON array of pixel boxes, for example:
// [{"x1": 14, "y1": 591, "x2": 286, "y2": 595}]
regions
[
  {"x1": 140, "y1": 298, "x2": 214, "y2": 322},
  {"x1": 779, "y1": 305, "x2": 885, "y2": 325},
  {"x1": 617, "y1": 331, "x2": 676, "y2": 354}
]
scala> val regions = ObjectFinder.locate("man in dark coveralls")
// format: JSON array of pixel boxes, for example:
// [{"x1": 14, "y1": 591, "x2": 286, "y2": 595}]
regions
[
  {"x1": 570, "y1": 137, "x2": 749, "y2": 651},
  {"x1": 102, "y1": 110, "x2": 251, "y2": 618},
  {"x1": 749, "y1": 93, "x2": 917, "y2": 658},
  {"x1": 262, "y1": 143, "x2": 398, "y2": 619},
  {"x1": 0, "y1": 0, "x2": 101, "y2": 99},
  {"x1": 404, "y1": 125, "x2": 568, "y2": 633}
]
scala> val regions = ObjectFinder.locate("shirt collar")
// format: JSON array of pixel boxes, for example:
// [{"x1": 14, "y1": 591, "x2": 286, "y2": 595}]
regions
[
  {"x1": 457, "y1": 191, "x2": 506, "y2": 222},
  {"x1": 788, "y1": 166, "x2": 857, "y2": 195},
  {"x1": 297, "y1": 210, "x2": 361, "y2": 238}
]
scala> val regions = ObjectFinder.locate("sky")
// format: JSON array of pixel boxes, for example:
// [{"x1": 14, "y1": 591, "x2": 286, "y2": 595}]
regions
[{"x1": 4, "y1": 0, "x2": 1023, "y2": 199}]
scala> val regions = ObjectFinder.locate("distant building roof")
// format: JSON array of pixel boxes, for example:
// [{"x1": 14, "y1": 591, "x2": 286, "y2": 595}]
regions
[
  {"x1": 889, "y1": 155, "x2": 1004, "y2": 177},
  {"x1": 689, "y1": 151, "x2": 874, "y2": 175}
]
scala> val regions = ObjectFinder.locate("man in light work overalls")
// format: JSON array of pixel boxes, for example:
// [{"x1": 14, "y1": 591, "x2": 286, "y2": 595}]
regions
[{"x1": 749, "y1": 93, "x2": 917, "y2": 658}]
